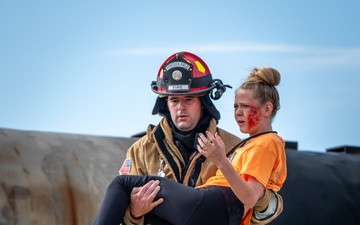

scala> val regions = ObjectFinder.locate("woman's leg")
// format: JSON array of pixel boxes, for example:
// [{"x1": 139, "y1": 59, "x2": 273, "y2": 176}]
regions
[
  {"x1": 92, "y1": 175, "x2": 154, "y2": 225},
  {"x1": 144, "y1": 213, "x2": 173, "y2": 225},
  {"x1": 93, "y1": 175, "x2": 244, "y2": 225},
  {"x1": 149, "y1": 180, "x2": 244, "y2": 225}
]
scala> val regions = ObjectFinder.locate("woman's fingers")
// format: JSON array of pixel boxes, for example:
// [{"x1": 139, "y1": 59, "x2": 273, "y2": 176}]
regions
[{"x1": 199, "y1": 132, "x2": 214, "y2": 145}]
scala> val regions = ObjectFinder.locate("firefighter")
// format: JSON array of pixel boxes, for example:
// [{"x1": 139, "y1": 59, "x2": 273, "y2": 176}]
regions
[{"x1": 119, "y1": 52, "x2": 281, "y2": 225}]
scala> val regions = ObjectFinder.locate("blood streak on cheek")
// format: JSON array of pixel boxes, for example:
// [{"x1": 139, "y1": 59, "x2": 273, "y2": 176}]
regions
[{"x1": 247, "y1": 106, "x2": 261, "y2": 128}]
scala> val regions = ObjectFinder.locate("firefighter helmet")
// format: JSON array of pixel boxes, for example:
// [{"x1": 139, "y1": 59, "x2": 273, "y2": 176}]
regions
[{"x1": 151, "y1": 51, "x2": 231, "y2": 100}]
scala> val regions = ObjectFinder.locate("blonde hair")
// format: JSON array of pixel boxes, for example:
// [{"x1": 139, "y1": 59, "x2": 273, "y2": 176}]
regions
[{"x1": 238, "y1": 67, "x2": 281, "y2": 118}]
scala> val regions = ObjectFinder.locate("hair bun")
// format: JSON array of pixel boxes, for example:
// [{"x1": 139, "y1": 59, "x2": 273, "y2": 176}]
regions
[{"x1": 249, "y1": 67, "x2": 281, "y2": 86}]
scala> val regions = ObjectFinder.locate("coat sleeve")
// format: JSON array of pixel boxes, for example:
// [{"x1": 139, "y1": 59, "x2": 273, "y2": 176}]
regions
[
  {"x1": 120, "y1": 136, "x2": 149, "y2": 225},
  {"x1": 119, "y1": 135, "x2": 148, "y2": 176}
]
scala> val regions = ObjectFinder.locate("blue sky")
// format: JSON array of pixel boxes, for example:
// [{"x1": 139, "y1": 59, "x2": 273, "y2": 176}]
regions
[{"x1": 1, "y1": 1, "x2": 359, "y2": 152}]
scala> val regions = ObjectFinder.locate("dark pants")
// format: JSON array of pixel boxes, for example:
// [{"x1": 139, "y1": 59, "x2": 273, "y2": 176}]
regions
[{"x1": 92, "y1": 175, "x2": 244, "y2": 225}]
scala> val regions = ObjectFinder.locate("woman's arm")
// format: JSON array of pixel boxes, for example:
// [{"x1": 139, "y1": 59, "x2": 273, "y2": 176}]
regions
[
  {"x1": 217, "y1": 159, "x2": 264, "y2": 210},
  {"x1": 197, "y1": 132, "x2": 264, "y2": 211}
]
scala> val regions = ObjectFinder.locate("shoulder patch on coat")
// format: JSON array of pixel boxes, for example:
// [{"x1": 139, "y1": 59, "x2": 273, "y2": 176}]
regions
[{"x1": 119, "y1": 158, "x2": 131, "y2": 174}]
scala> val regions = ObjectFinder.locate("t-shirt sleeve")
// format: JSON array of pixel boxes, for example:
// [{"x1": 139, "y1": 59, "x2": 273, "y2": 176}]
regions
[{"x1": 238, "y1": 142, "x2": 277, "y2": 187}]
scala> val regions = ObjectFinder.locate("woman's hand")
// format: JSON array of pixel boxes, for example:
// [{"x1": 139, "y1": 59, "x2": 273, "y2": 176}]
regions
[{"x1": 197, "y1": 131, "x2": 228, "y2": 167}]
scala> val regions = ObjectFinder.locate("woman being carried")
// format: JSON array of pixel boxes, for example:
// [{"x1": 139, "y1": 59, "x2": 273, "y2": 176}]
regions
[{"x1": 92, "y1": 67, "x2": 287, "y2": 225}]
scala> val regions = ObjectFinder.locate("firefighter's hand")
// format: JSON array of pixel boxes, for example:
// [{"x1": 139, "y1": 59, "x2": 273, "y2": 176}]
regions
[{"x1": 129, "y1": 180, "x2": 164, "y2": 218}]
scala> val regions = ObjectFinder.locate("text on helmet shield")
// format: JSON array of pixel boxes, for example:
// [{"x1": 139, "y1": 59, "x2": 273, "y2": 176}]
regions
[
  {"x1": 168, "y1": 84, "x2": 190, "y2": 91},
  {"x1": 165, "y1": 62, "x2": 191, "y2": 71}
]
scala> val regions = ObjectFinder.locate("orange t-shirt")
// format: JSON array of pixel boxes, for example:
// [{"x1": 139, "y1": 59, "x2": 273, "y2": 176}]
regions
[{"x1": 197, "y1": 133, "x2": 287, "y2": 225}]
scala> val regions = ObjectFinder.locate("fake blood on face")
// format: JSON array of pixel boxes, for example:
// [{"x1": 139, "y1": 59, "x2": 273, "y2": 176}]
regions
[{"x1": 247, "y1": 106, "x2": 261, "y2": 128}]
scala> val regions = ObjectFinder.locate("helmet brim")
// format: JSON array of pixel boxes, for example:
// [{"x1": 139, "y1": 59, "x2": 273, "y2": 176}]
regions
[{"x1": 151, "y1": 85, "x2": 216, "y2": 96}]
